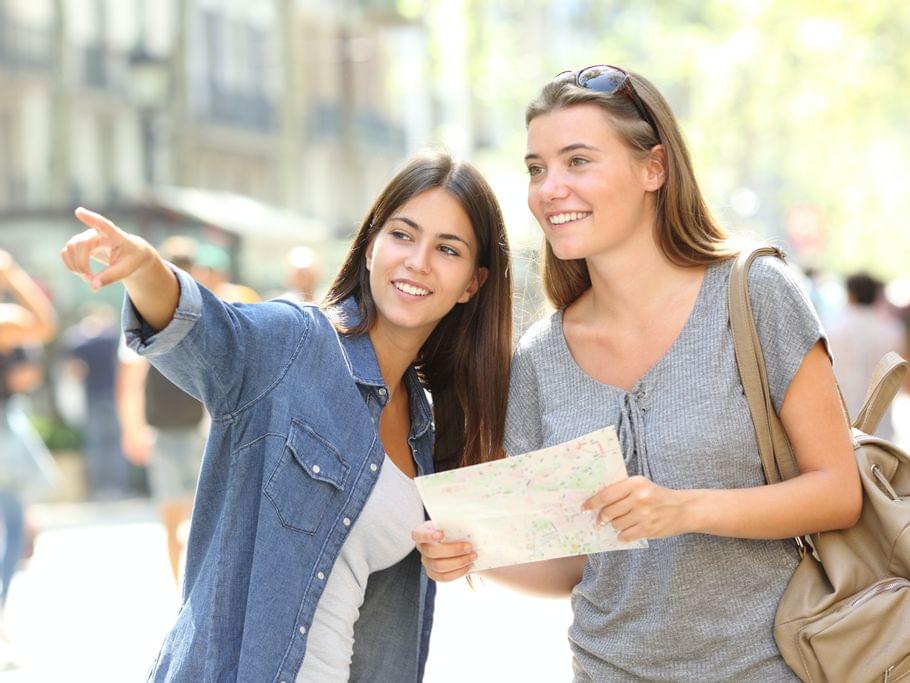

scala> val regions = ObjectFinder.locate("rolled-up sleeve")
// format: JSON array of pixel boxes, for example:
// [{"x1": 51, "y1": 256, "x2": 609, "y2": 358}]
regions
[
  {"x1": 122, "y1": 263, "x2": 202, "y2": 357},
  {"x1": 122, "y1": 263, "x2": 310, "y2": 418}
]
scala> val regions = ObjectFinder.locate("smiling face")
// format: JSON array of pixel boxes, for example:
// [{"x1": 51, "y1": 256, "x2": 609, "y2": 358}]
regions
[
  {"x1": 365, "y1": 187, "x2": 486, "y2": 343},
  {"x1": 525, "y1": 103, "x2": 663, "y2": 261}
]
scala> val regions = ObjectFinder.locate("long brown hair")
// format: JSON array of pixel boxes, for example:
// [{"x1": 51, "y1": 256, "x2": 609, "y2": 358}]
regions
[
  {"x1": 323, "y1": 150, "x2": 512, "y2": 471},
  {"x1": 525, "y1": 71, "x2": 737, "y2": 309}
]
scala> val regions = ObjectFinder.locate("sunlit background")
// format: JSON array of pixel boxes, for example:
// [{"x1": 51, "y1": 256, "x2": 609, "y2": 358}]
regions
[{"x1": 0, "y1": 0, "x2": 908, "y2": 680}]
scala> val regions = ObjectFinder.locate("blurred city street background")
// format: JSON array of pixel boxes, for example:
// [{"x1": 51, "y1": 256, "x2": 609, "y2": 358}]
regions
[{"x1": 2, "y1": 0, "x2": 910, "y2": 680}]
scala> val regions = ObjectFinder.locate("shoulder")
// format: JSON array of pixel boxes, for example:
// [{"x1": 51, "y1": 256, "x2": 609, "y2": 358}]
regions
[
  {"x1": 745, "y1": 253, "x2": 808, "y2": 298},
  {"x1": 515, "y1": 310, "x2": 563, "y2": 358}
]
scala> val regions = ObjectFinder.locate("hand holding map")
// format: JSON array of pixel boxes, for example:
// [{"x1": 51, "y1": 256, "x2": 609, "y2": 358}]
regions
[{"x1": 414, "y1": 426, "x2": 647, "y2": 572}]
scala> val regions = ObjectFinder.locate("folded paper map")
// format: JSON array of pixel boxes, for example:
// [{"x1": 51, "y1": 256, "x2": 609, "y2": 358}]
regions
[{"x1": 414, "y1": 426, "x2": 647, "y2": 572}]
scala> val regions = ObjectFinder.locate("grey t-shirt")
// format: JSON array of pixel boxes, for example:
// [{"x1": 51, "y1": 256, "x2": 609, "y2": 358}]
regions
[{"x1": 505, "y1": 256, "x2": 825, "y2": 682}]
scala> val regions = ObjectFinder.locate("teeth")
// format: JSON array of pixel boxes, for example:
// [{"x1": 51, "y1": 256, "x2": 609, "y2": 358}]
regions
[
  {"x1": 394, "y1": 281, "x2": 431, "y2": 296},
  {"x1": 549, "y1": 212, "x2": 590, "y2": 225}
]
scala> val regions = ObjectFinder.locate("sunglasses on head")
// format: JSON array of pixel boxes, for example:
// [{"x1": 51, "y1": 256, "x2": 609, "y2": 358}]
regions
[{"x1": 554, "y1": 65, "x2": 660, "y2": 141}]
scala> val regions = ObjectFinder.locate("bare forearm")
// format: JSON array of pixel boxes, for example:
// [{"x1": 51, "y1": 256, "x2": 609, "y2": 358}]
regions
[
  {"x1": 479, "y1": 555, "x2": 584, "y2": 597},
  {"x1": 1, "y1": 264, "x2": 56, "y2": 341},
  {"x1": 686, "y1": 470, "x2": 862, "y2": 540},
  {"x1": 123, "y1": 256, "x2": 180, "y2": 332}
]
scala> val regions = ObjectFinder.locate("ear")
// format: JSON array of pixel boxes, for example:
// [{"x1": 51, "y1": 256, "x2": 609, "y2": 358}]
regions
[
  {"x1": 457, "y1": 267, "x2": 488, "y2": 304},
  {"x1": 364, "y1": 239, "x2": 374, "y2": 272},
  {"x1": 643, "y1": 144, "x2": 666, "y2": 192}
]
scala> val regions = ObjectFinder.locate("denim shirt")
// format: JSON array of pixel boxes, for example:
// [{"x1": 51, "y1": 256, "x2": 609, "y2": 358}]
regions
[{"x1": 125, "y1": 266, "x2": 437, "y2": 682}]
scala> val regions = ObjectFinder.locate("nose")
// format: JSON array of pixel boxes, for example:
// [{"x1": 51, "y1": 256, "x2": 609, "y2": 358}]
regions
[
  {"x1": 404, "y1": 242, "x2": 432, "y2": 274},
  {"x1": 537, "y1": 168, "x2": 570, "y2": 204}
]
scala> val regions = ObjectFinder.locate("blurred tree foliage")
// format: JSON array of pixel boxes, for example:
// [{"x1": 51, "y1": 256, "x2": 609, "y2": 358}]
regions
[{"x1": 445, "y1": 0, "x2": 910, "y2": 277}]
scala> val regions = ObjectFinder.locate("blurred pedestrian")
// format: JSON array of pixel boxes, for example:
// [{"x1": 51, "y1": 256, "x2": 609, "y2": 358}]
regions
[
  {"x1": 279, "y1": 245, "x2": 322, "y2": 303},
  {"x1": 416, "y1": 64, "x2": 860, "y2": 681},
  {"x1": 61, "y1": 304, "x2": 129, "y2": 499},
  {"x1": 116, "y1": 236, "x2": 206, "y2": 585},
  {"x1": 827, "y1": 272, "x2": 905, "y2": 440},
  {"x1": 192, "y1": 244, "x2": 260, "y2": 303},
  {"x1": 61, "y1": 150, "x2": 512, "y2": 682},
  {"x1": 0, "y1": 250, "x2": 57, "y2": 637}
]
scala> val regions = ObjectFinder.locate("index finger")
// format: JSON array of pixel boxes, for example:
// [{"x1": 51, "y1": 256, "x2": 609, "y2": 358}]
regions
[
  {"x1": 582, "y1": 478, "x2": 632, "y2": 512},
  {"x1": 412, "y1": 521, "x2": 444, "y2": 544},
  {"x1": 74, "y1": 207, "x2": 124, "y2": 238}
]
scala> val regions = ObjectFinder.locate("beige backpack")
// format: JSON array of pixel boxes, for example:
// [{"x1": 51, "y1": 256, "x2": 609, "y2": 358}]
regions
[{"x1": 729, "y1": 246, "x2": 910, "y2": 683}]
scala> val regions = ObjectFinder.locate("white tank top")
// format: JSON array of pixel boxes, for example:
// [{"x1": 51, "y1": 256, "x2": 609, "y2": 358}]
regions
[{"x1": 295, "y1": 454, "x2": 425, "y2": 682}]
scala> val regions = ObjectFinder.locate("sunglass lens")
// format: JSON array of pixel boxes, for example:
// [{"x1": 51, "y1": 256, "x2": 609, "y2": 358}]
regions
[{"x1": 576, "y1": 66, "x2": 627, "y2": 94}]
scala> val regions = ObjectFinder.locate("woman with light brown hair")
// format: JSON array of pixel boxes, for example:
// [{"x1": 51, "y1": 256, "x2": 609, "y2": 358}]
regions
[{"x1": 416, "y1": 66, "x2": 860, "y2": 679}]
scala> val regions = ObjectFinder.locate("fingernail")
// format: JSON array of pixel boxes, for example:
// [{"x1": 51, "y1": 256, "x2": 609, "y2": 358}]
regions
[{"x1": 470, "y1": 553, "x2": 477, "y2": 560}]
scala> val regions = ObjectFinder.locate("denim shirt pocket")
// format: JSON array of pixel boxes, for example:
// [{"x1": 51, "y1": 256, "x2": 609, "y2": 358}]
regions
[{"x1": 264, "y1": 418, "x2": 350, "y2": 534}]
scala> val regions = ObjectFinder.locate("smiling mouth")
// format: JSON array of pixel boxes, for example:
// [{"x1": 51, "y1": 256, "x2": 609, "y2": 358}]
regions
[
  {"x1": 393, "y1": 281, "x2": 432, "y2": 297},
  {"x1": 548, "y1": 211, "x2": 591, "y2": 225}
]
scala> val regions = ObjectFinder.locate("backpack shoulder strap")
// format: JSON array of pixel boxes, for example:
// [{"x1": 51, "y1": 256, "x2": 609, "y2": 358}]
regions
[
  {"x1": 853, "y1": 352, "x2": 908, "y2": 435},
  {"x1": 727, "y1": 245, "x2": 800, "y2": 483}
]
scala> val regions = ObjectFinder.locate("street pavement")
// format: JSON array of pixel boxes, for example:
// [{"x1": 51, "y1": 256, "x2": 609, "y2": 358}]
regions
[{"x1": 0, "y1": 500, "x2": 573, "y2": 682}]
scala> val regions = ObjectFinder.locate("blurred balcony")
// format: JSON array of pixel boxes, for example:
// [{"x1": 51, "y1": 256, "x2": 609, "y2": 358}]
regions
[
  {"x1": 0, "y1": 16, "x2": 53, "y2": 72},
  {"x1": 202, "y1": 84, "x2": 277, "y2": 132},
  {"x1": 308, "y1": 102, "x2": 405, "y2": 153}
]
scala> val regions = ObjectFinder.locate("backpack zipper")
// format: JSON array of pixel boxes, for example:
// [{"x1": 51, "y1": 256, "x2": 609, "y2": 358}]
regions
[{"x1": 851, "y1": 578, "x2": 910, "y2": 610}]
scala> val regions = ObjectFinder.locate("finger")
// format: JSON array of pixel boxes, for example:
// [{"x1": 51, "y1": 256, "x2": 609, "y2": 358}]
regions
[
  {"x1": 74, "y1": 207, "x2": 124, "y2": 240},
  {"x1": 412, "y1": 521, "x2": 444, "y2": 544},
  {"x1": 616, "y1": 523, "x2": 644, "y2": 543},
  {"x1": 417, "y1": 540, "x2": 473, "y2": 560},
  {"x1": 597, "y1": 499, "x2": 634, "y2": 526},
  {"x1": 77, "y1": 234, "x2": 104, "y2": 280},
  {"x1": 582, "y1": 479, "x2": 632, "y2": 512},
  {"x1": 62, "y1": 230, "x2": 105, "y2": 277},
  {"x1": 427, "y1": 563, "x2": 474, "y2": 582},
  {"x1": 423, "y1": 551, "x2": 477, "y2": 575},
  {"x1": 607, "y1": 511, "x2": 639, "y2": 532},
  {"x1": 89, "y1": 257, "x2": 139, "y2": 290}
]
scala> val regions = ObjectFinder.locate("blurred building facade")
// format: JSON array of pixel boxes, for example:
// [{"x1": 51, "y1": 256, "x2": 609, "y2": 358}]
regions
[{"x1": 0, "y1": 0, "x2": 432, "y2": 294}]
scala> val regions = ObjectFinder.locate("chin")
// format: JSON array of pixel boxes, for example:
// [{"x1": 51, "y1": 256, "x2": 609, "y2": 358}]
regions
[{"x1": 548, "y1": 241, "x2": 591, "y2": 262}]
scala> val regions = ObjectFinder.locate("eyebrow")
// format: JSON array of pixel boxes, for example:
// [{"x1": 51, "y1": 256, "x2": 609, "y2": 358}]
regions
[
  {"x1": 524, "y1": 142, "x2": 601, "y2": 162},
  {"x1": 389, "y1": 216, "x2": 472, "y2": 248}
]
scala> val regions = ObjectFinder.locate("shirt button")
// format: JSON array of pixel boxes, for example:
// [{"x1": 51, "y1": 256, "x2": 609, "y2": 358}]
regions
[
  {"x1": 299, "y1": 626, "x2": 306, "y2": 635},
  {"x1": 343, "y1": 517, "x2": 351, "y2": 527},
  {"x1": 378, "y1": 387, "x2": 387, "y2": 397},
  {"x1": 311, "y1": 465, "x2": 320, "y2": 474},
  {"x1": 370, "y1": 463, "x2": 378, "y2": 472},
  {"x1": 317, "y1": 571, "x2": 325, "y2": 580}
]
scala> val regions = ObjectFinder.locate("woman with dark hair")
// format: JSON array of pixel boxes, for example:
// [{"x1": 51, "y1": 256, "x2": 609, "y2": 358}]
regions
[
  {"x1": 416, "y1": 67, "x2": 861, "y2": 679},
  {"x1": 60, "y1": 150, "x2": 512, "y2": 682}
]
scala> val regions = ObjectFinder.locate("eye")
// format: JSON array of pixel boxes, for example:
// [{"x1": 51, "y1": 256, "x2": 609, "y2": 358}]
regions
[
  {"x1": 437, "y1": 243, "x2": 462, "y2": 257},
  {"x1": 389, "y1": 229, "x2": 413, "y2": 241},
  {"x1": 568, "y1": 156, "x2": 589, "y2": 167},
  {"x1": 526, "y1": 164, "x2": 544, "y2": 178}
]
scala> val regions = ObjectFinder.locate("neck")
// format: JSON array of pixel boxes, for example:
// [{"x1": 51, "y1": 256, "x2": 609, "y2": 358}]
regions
[
  {"x1": 367, "y1": 323, "x2": 427, "y2": 398},
  {"x1": 583, "y1": 226, "x2": 699, "y2": 325}
]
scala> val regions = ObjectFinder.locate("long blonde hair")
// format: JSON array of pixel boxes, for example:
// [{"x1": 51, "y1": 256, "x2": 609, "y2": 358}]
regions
[{"x1": 525, "y1": 71, "x2": 736, "y2": 309}]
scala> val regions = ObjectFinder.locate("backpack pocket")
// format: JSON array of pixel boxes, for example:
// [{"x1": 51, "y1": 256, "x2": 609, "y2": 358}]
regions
[
  {"x1": 797, "y1": 576, "x2": 910, "y2": 682},
  {"x1": 264, "y1": 418, "x2": 350, "y2": 534}
]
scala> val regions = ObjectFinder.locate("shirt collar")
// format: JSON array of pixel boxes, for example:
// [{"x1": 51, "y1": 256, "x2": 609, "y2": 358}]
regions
[{"x1": 333, "y1": 296, "x2": 433, "y2": 439}]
